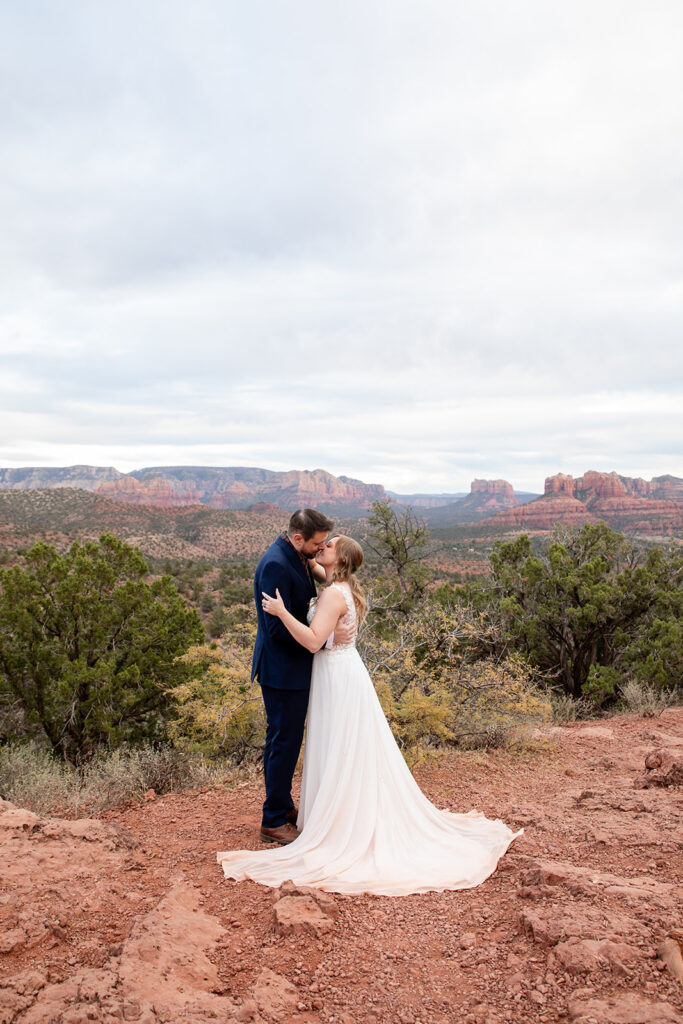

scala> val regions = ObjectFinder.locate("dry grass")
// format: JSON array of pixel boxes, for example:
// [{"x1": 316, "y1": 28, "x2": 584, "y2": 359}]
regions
[
  {"x1": 0, "y1": 743, "x2": 233, "y2": 815},
  {"x1": 619, "y1": 679, "x2": 682, "y2": 717},
  {"x1": 549, "y1": 692, "x2": 596, "y2": 723}
]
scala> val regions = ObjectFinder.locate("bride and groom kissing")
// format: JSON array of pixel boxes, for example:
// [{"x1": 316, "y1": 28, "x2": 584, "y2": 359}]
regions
[{"x1": 217, "y1": 508, "x2": 521, "y2": 896}]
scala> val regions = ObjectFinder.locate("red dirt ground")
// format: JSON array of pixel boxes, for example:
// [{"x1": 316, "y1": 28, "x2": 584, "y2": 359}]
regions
[{"x1": 1, "y1": 709, "x2": 682, "y2": 1023}]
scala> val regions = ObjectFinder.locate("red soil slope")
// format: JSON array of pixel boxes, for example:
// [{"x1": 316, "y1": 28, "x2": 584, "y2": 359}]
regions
[{"x1": 1, "y1": 709, "x2": 682, "y2": 1023}]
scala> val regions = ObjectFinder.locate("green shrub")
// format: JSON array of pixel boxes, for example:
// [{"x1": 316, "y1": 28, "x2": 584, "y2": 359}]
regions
[
  {"x1": 207, "y1": 606, "x2": 230, "y2": 638},
  {"x1": 583, "y1": 665, "x2": 621, "y2": 708},
  {"x1": 222, "y1": 581, "x2": 253, "y2": 606},
  {"x1": 168, "y1": 641, "x2": 264, "y2": 763},
  {"x1": 476, "y1": 525, "x2": 683, "y2": 701},
  {"x1": 0, "y1": 534, "x2": 204, "y2": 761}
]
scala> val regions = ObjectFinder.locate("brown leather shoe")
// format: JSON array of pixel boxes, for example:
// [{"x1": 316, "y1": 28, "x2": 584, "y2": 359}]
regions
[
  {"x1": 285, "y1": 806, "x2": 298, "y2": 825},
  {"x1": 259, "y1": 823, "x2": 300, "y2": 845}
]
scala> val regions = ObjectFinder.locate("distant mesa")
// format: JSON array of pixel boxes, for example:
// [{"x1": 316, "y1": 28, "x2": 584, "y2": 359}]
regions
[
  {"x1": 0, "y1": 466, "x2": 387, "y2": 516},
  {"x1": 0, "y1": 465, "x2": 123, "y2": 491},
  {"x1": 0, "y1": 465, "x2": 681, "y2": 533},
  {"x1": 421, "y1": 478, "x2": 530, "y2": 527},
  {"x1": 452, "y1": 478, "x2": 519, "y2": 517},
  {"x1": 650, "y1": 474, "x2": 683, "y2": 502},
  {"x1": 470, "y1": 477, "x2": 516, "y2": 500}
]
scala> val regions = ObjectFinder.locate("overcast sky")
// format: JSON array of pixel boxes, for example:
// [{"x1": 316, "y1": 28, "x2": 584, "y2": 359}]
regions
[{"x1": 1, "y1": 1, "x2": 682, "y2": 493}]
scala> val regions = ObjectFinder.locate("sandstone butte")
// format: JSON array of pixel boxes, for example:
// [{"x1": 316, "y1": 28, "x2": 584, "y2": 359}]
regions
[
  {"x1": 470, "y1": 478, "x2": 516, "y2": 503},
  {"x1": 450, "y1": 479, "x2": 520, "y2": 518},
  {"x1": 489, "y1": 471, "x2": 683, "y2": 533},
  {"x1": 95, "y1": 468, "x2": 387, "y2": 513}
]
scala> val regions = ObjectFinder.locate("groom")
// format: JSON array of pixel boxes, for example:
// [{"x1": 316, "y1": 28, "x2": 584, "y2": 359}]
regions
[{"x1": 253, "y1": 508, "x2": 349, "y2": 845}]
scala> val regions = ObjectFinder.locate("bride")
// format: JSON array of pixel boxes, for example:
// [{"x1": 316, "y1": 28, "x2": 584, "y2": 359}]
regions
[{"x1": 217, "y1": 535, "x2": 522, "y2": 896}]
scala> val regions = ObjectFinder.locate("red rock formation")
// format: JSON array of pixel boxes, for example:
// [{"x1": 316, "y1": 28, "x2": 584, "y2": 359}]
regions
[
  {"x1": 575, "y1": 471, "x2": 666, "y2": 501},
  {"x1": 490, "y1": 493, "x2": 594, "y2": 529},
  {"x1": 128, "y1": 467, "x2": 387, "y2": 513},
  {"x1": 471, "y1": 479, "x2": 516, "y2": 501},
  {"x1": 572, "y1": 473, "x2": 681, "y2": 531},
  {"x1": 492, "y1": 471, "x2": 683, "y2": 533},
  {"x1": 92, "y1": 468, "x2": 386, "y2": 514},
  {"x1": 0, "y1": 465, "x2": 387, "y2": 515},
  {"x1": 590, "y1": 498, "x2": 683, "y2": 533},
  {"x1": 460, "y1": 479, "x2": 519, "y2": 514},
  {"x1": 651, "y1": 475, "x2": 683, "y2": 503},
  {"x1": 205, "y1": 482, "x2": 253, "y2": 508},
  {"x1": 577, "y1": 471, "x2": 628, "y2": 499},
  {"x1": 95, "y1": 477, "x2": 199, "y2": 508},
  {"x1": 544, "y1": 474, "x2": 575, "y2": 496},
  {"x1": 271, "y1": 470, "x2": 386, "y2": 511},
  {"x1": 424, "y1": 479, "x2": 520, "y2": 524},
  {"x1": 3, "y1": 465, "x2": 682, "y2": 527},
  {"x1": 630, "y1": 477, "x2": 653, "y2": 498}
]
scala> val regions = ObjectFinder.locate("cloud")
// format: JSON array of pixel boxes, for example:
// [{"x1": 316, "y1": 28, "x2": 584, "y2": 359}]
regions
[{"x1": 1, "y1": 0, "x2": 682, "y2": 492}]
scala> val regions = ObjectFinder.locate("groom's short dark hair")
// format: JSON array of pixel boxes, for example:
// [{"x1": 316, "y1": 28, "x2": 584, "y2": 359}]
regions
[{"x1": 288, "y1": 508, "x2": 334, "y2": 540}]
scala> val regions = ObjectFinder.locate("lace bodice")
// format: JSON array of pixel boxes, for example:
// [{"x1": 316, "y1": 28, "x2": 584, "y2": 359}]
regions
[{"x1": 308, "y1": 582, "x2": 357, "y2": 652}]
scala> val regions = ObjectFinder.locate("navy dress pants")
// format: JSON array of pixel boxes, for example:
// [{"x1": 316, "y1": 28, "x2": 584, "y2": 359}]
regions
[{"x1": 260, "y1": 684, "x2": 310, "y2": 828}]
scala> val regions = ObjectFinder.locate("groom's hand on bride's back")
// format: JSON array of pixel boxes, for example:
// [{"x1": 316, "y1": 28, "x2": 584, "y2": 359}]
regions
[{"x1": 333, "y1": 619, "x2": 355, "y2": 646}]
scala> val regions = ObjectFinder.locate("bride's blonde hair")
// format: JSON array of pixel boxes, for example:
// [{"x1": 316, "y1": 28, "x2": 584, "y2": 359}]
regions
[{"x1": 328, "y1": 535, "x2": 366, "y2": 622}]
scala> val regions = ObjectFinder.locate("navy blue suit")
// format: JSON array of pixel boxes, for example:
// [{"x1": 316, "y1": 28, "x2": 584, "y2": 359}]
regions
[{"x1": 252, "y1": 536, "x2": 317, "y2": 827}]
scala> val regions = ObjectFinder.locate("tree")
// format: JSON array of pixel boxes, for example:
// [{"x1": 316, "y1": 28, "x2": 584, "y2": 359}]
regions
[
  {"x1": 365, "y1": 500, "x2": 431, "y2": 615},
  {"x1": 621, "y1": 542, "x2": 683, "y2": 691},
  {"x1": 481, "y1": 524, "x2": 682, "y2": 700},
  {"x1": 0, "y1": 534, "x2": 204, "y2": 761},
  {"x1": 207, "y1": 606, "x2": 230, "y2": 638}
]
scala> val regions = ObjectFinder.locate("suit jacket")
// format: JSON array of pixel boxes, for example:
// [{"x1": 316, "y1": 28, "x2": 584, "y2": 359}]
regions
[{"x1": 251, "y1": 535, "x2": 317, "y2": 690}]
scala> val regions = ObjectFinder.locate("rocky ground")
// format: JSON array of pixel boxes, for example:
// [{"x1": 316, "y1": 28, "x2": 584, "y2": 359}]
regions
[{"x1": 1, "y1": 709, "x2": 682, "y2": 1024}]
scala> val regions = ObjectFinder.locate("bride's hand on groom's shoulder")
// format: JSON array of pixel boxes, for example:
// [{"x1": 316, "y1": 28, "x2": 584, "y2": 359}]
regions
[{"x1": 262, "y1": 589, "x2": 286, "y2": 618}]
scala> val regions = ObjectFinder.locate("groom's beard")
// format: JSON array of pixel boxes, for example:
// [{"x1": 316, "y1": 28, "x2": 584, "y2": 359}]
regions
[{"x1": 301, "y1": 543, "x2": 324, "y2": 558}]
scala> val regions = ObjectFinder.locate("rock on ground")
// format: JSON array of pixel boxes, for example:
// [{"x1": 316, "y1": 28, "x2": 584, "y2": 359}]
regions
[
  {"x1": 273, "y1": 895, "x2": 335, "y2": 938},
  {"x1": 568, "y1": 991, "x2": 682, "y2": 1023},
  {"x1": 2, "y1": 883, "x2": 236, "y2": 1023},
  {"x1": 251, "y1": 967, "x2": 299, "y2": 1021},
  {"x1": 637, "y1": 747, "x2": 683, "y2": 788}
]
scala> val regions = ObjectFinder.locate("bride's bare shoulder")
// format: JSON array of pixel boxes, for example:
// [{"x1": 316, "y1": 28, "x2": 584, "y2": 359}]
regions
[{"x1": 317, "y1": 584, "x2": 348, "y2": 609}]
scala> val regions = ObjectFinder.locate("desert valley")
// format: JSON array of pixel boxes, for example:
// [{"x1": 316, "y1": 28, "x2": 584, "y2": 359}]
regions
[
  {"x1": 0, "y1": 465, "x2": 681, "y2": 1024},
  {"x1": 0, "y1": 466, "x2": 681, "y2": 577}
]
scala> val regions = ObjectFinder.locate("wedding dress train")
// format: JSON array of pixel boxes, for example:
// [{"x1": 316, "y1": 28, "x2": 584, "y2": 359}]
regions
[{"x1": 217, "y1": 584, "x2": 522, "y2": 896}]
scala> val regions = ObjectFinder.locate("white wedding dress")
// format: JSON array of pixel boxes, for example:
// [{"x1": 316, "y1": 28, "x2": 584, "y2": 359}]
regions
[{"x1": 217, "y1": 584, "x2": 522, "y2": 896}]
